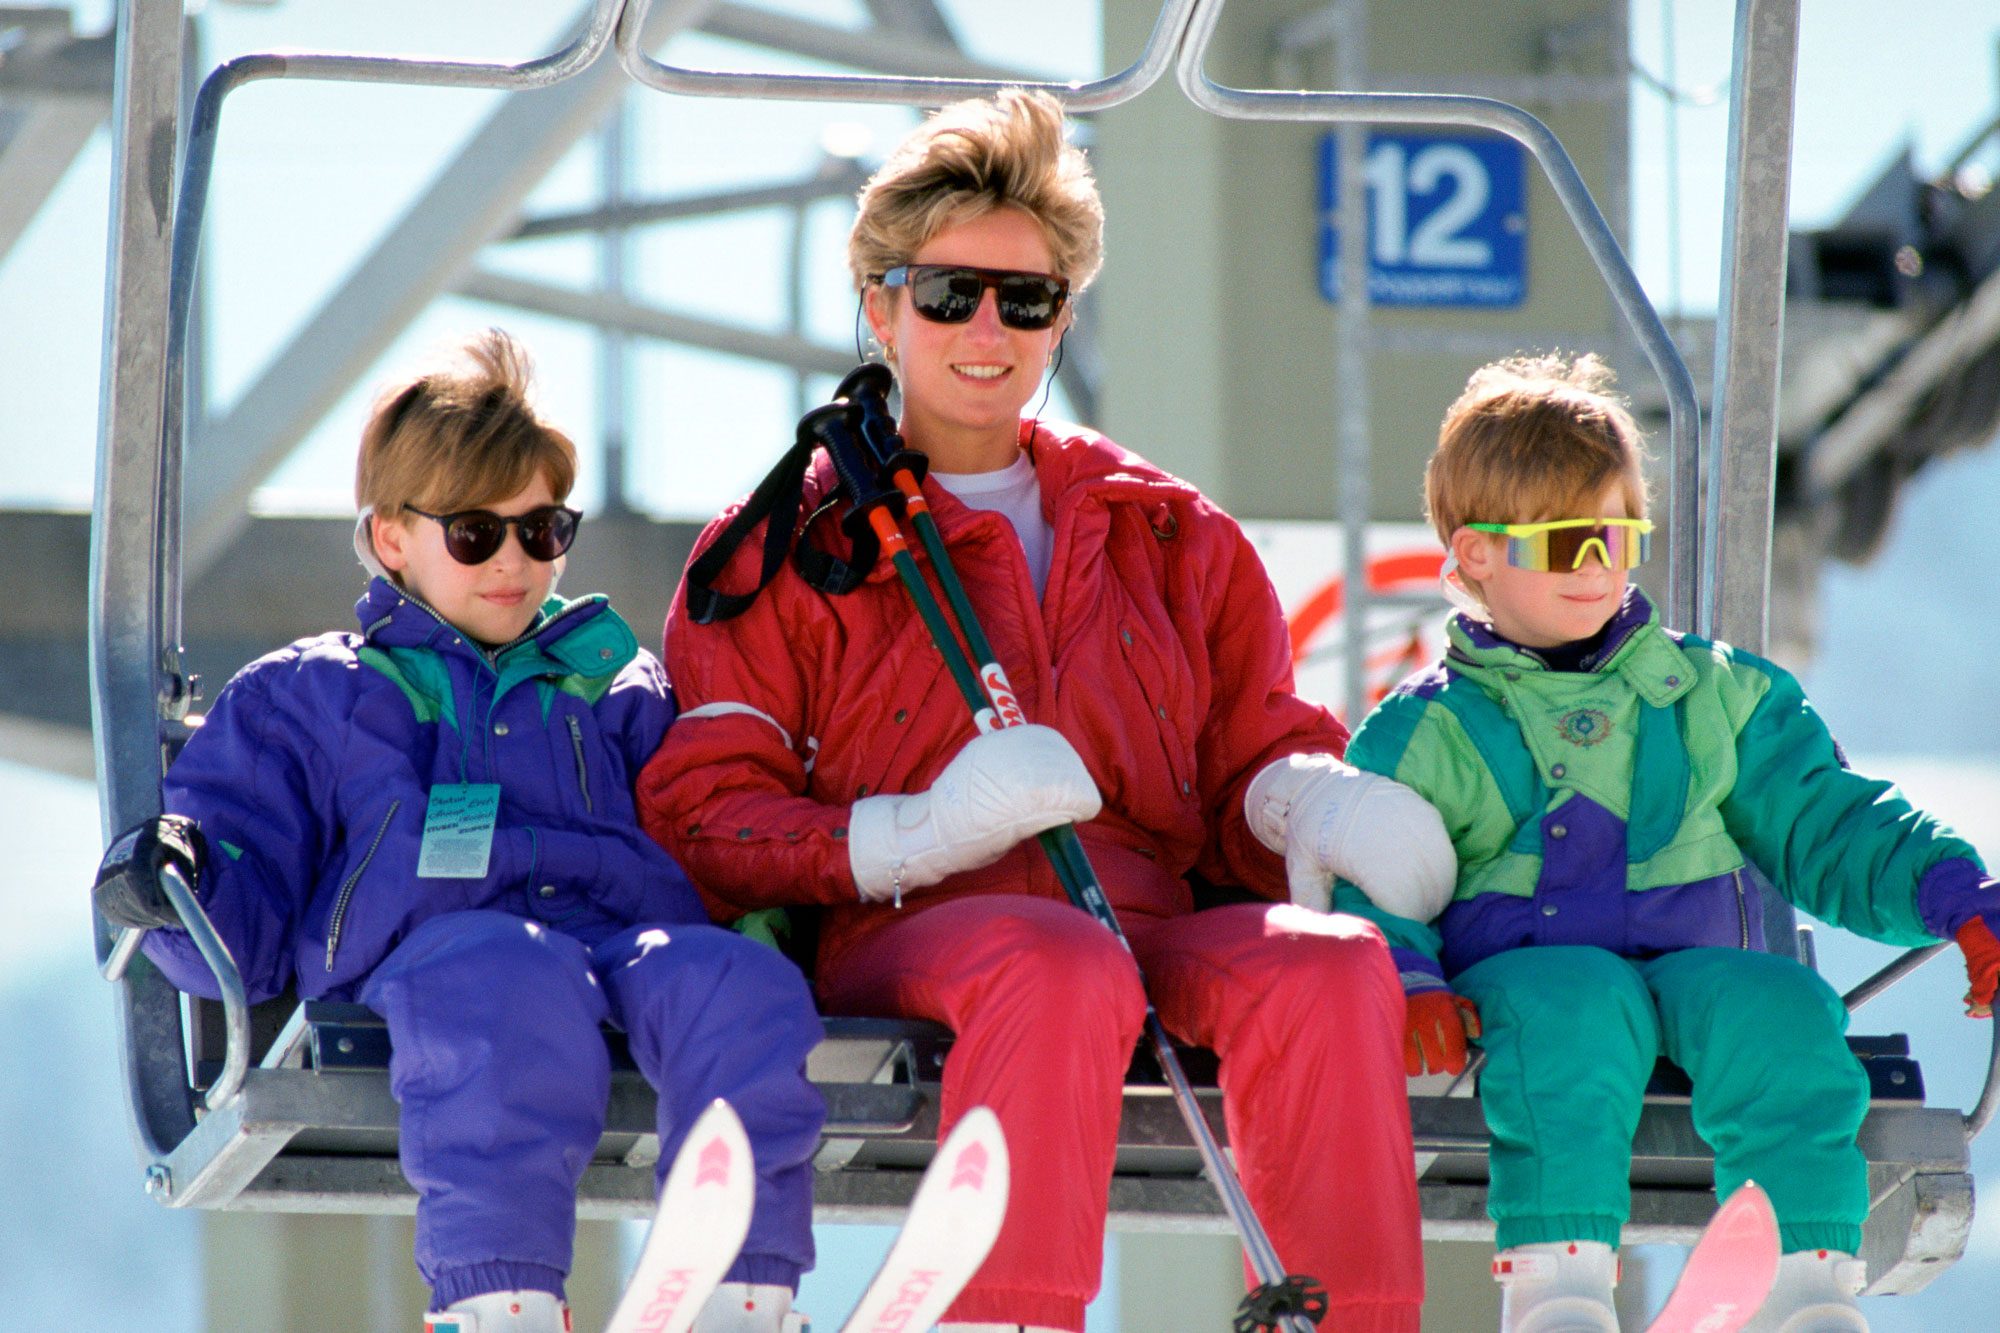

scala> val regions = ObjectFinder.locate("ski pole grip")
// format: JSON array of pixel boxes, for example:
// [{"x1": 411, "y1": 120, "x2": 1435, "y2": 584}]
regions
[
  {"x1": 802, "y1": 403, "x2": 905, "y2": 542},
  {"x1": 839, "y1": 363, "x2": 929, "y2": 489}
]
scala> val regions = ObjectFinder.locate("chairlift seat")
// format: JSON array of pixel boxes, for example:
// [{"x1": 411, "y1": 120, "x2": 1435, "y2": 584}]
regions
[{"x1": 155, "y1": 992, "x2": 1970, "y2": 1294}]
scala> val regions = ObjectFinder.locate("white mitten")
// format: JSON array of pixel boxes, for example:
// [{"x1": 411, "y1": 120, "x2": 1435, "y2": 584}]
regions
[
  {"x1": 849, "y1": 723, "x2": 1102, "y2": 903},
  {"x1": 1243, "y1": 753, "x2": 1456, "y2": 920}
]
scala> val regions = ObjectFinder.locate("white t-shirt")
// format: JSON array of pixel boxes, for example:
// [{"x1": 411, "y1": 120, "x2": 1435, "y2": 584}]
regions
[{"x1": 929, "y1": 451, "x2": 1054, "y2": 600}]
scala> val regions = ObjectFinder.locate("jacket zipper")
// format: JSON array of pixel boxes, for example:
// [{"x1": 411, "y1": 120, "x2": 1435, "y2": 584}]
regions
[
  {"x1": 1731, "y1": 868, "x2": 1751, "y2": 949},
  {"x1": 326, "y1": 799, "x2": 401, "y2": 971},
  {"x1": 566, "y1": 714, "x2": 594, "y2": 815}
]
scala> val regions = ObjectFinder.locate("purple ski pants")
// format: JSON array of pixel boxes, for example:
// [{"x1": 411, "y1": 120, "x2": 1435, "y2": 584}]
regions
[{"x1": 359, "y1": 910, "x2": 824, "y2": 1309}]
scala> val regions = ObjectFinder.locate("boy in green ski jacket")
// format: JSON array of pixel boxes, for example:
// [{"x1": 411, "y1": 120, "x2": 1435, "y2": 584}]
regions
[{"x1": 1338, "y1": 353, "x2": 2000, "y2": 1333}]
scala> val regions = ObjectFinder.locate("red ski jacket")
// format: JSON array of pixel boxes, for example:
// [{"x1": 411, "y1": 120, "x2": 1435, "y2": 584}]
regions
[{"x1": 639, "y1": 420, "x2": 1350, "y2": 973}]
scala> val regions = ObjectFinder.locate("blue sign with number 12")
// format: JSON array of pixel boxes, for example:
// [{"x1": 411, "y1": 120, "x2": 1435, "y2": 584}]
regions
[{"x1": 1319, "y1": 131, "x2": 1527, "y2": 308}]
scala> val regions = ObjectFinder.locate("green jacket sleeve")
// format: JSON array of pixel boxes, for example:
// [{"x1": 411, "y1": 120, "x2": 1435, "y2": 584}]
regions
[
  {"x1": 1331, "y1": 882, "x2": 1445, "y2": 961},
  {"x1": 1716, "y1": 648, "x2": 1976, "y2": 946},
  {"x1": 1336, "y1": 693, "x2": 1459, "y2": 966}
]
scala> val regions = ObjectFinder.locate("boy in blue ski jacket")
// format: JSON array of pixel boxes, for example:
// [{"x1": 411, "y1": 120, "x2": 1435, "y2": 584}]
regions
[
  {"x1": 1334, "y1": 354, "x2": 2000, "y2": 1333},
  {"x1": 92, "y1": 331, "x2": 822, "y2": 1333}
]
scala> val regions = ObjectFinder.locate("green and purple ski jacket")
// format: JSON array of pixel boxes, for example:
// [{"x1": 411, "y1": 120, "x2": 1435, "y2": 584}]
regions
[{"x1": 1340, "y1": 588, "x2": 1993, "y2": 977}]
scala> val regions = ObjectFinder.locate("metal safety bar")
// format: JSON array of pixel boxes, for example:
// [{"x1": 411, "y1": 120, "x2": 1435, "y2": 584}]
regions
[
  {"x1": 156, "y1": 0, "x2": 626, "y2": 658},
  {"x1": 91, "y1": 0, "x2": 624, "y2": 1166},
  {"x1": 1173, "y1": 0, "x2": 1705, "y2": 634},
  {"x1": 100, "y1": 866, "x2": 251, "y2": 1113},
  {"x1": 1701, "y1": 0, "x2": 2000, "y2": 1149},
  {"x1": 616, "y1": 0, "x2": 1198, "y2": 110},
  {"x1": 1842, "y1": 941, "x2": 2000, "y2": 1143}
]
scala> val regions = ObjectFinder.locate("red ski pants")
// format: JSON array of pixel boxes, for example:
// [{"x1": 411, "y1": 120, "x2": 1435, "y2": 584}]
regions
[{"x1": 817, "y1": 896, "x2": 1423, "y2": 1332}]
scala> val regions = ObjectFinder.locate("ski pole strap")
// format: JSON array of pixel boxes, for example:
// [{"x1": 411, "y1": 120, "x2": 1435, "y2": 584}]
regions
[
  {"x1": 682, "y1": 400, "x2": 899, "y2": 623},
  {"x1": 683, "y1": 432, "x2": 816, "y2": 624}
]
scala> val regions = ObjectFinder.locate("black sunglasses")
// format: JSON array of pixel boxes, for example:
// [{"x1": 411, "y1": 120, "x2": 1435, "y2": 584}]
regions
[
  {"x1": 406, "y1": 504, "x2": 581, "y2": 566},
  {"x1": 878, "y1": 264, "x2": 1070, "y2": 330}
]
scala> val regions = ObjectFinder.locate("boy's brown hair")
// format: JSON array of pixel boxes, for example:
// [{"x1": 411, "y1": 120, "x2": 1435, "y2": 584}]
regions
[
  {"x1": 355, "y1": 328, "x2": 576, "y2": 519},
  {"x1": 1425, "y1": 351, "x2": 1650, "y2": 546},
  {"x1": 848, "y1": 87, "x2": 1105, "y2": 293}
]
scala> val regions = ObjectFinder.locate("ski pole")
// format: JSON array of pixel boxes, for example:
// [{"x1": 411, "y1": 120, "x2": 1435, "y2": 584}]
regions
[{"x1": 813, "y1": 374, "x2": 1328, "y2": 1333}]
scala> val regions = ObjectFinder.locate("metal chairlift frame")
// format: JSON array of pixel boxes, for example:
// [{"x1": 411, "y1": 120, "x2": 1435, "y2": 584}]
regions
[{"x1": 88, "y1": 0, "x2": 1998, "y2": 1296}]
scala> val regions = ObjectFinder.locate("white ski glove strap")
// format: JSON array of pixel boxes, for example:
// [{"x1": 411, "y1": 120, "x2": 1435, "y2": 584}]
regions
[
  {"x1": 1244, "y1": 753, "x2": 1457, "y2": 920},
  {"x1": 849, "y1": 723, "x2": 1103, "y2": 904}
]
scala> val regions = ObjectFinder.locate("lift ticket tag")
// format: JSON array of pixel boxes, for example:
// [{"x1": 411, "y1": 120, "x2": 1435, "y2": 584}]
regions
[{"x1": 418, "y1": 783, "x2": 501, "y2": 879}]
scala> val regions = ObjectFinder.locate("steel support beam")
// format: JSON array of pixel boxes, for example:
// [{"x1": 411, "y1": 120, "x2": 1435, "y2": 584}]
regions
[
  {"x1": 181, "y1": 3, "x2": 704, "y2": 583},
  {"x1": 508, "y1": 157, "x2": 870, "y2": 240},
  {"x1": 697, "y1": 3, "x2": 1028, "y2": 84},
  {"x1": 456, "y1": 266, "x2": 860, "y2": 377},
  {"x1": 0, "y1": 25, "x2": 114, "y2": 261},
  {"x1": 91, "y1": 0, "x2": 195, "y2": 1164},
  {"x1": 1805, "y1": 264, "x2": 2000, "y2": 494},
  {"x1": 1704, "y1": 0, "x2": 1801, "y2": 651},
  {"x1": 861, "y1": 0, "x2": 959, "y2": 50}
]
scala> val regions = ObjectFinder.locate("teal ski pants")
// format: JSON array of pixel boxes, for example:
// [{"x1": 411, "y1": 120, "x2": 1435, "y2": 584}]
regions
[{"x1": 1453, "y1": 946, "x2": 1870, "y2": 1254}]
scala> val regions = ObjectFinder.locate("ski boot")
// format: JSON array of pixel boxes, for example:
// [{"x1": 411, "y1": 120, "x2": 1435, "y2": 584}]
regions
[
  {"x1": 1493, "y1": 1240, "x2": 1620, "y2": 1333},
  {"x1": 1739, "y1": 1250, "x2": 1868, "y2": 1332},
  {"x1": 692, "y1": 1282, "x2": 811, "y2": 1332},
  {"x1": 937, "y1": 1324, "x2": 1065, "y2": 1332},
  {"x1": 425, "y1": 1290, "x2": 572, "y2": 1333}
]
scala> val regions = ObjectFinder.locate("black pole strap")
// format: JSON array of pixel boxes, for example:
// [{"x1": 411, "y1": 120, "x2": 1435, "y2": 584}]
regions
[{"x1": 682, "y1": 432, "x2": 816, "y2": 625}]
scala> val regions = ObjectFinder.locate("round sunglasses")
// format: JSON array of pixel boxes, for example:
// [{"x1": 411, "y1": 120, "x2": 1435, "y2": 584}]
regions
[
  {"x1": 877, "y1": 263, "x2": 1070, "y2": 330},
  {"x1": 406, "y1": 504, "x2": 582, "y2": 566}
]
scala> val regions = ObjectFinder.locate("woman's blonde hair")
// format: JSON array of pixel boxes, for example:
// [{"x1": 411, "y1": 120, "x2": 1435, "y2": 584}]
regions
[
  {"x1": 355, "y1": 328, "x2": 576, "y2": 519},
  {"x1": 848, "y1": 88, "x2": 1104, "y2": 291},
  {"x1": 1425, "y1": 352, "x2": 1650, "y2": 546}
]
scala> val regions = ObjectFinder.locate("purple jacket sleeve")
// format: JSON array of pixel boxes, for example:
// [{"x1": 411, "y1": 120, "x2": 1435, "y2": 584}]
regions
[{"x1": 149, "y1": 654, "x2": 331, "y2": 1004}]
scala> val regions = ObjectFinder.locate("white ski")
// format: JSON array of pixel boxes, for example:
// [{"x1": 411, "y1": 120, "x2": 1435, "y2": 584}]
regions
[
  {"x1": 1643, "y1": 1180, "x2": 1781, "y2": 1333},
  {"x1": 837, "y1": 1106, "x2": 1011, "y2": 1333},
  {"x1": 606, "y1": 1099, "x2": 758, "y2": 1333}
]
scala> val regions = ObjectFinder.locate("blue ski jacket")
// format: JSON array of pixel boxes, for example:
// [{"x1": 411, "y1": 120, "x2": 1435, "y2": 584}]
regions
[
  {"x1": 1339, "y1": 588, "x2": 1995, "y2": 977},
  {"x1": 145, "y1": 577, "x2": 709, "y2": 1003}
]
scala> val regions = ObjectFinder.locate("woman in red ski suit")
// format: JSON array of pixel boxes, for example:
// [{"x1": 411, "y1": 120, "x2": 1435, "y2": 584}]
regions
[{"x1": 639, "y1": 90, "x2": 1450, "y2": 1333}]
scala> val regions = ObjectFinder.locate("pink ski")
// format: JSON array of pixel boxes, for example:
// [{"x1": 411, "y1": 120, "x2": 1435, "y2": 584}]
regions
[
  {"x1": 1643, "y1": 1180, "x2": 1781, "y2": 1333},
  {"x1": 837, "y1": 1106, "x2": 1011, "y2": 1333},
  {"x1": 605, "y1": 1099, "x2": 757, "y2": 1333}
]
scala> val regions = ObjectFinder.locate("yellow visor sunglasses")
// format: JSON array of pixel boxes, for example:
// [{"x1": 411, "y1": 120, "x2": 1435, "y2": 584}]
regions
[{"x1": 1466, "y1": 517, "x2": 1655, "y2": 571}]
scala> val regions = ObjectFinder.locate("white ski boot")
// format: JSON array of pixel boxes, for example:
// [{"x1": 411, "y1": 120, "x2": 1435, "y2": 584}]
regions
[
  {"x1": 1493, "y1": 1241, "x2": 1620, "y2": 1333},
  {"x1": 937, "y1": 1324, "x2": 1065, "y2": 1332},
  {"x1": 1739, "y1": 1250, "x2": 1868, "y2": 1332},
  {"x1": 691, "y1": 1282, "x2": 811, "y2": 1332},
  {"x1": 424, "y1": 1290, "x2": 572, "y2": 1333}
]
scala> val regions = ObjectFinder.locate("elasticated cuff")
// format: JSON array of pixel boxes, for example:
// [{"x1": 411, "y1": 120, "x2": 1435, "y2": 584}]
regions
[
  {"x1": 1390, "y1": 946, "x2": 1447, "y2": 992},
  {"x1": 430, "y1": 1261, "x2": 565, "y2": 1311},
  {"x1": 1778, "y1": 1222, "x2": 1863, "y2": 1256},
  {"x1": 945, "y1": 1285, "x2": 1086, "y2": 1331},
  {"x1": 1493, "y1": 1213, "x2": 1624, "y2": 1250},
  {"x1": 723, "y1": 1253, "x2": 805, "y2": 1290},
  {"x1": 1915, "y1": 857, "x2": 1996, "y2": 938}
]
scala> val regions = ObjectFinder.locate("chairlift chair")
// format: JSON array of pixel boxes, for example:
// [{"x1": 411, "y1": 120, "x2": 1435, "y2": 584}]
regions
[{"x1": 88, "y1": 0, "x2": 1996, "y2": 1298}]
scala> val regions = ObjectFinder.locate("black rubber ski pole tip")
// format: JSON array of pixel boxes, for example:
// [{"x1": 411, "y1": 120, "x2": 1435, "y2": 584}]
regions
[{"x1": 1233, "y1": 1275, "x2": 1330, "y2": 1332}]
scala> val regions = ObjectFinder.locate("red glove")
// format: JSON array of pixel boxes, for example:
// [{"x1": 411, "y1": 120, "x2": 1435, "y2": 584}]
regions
[
  {"x1": 1405, "y1": 990, "x2": 1482, "y2": 1076},
  {"x1": 1958, "y1": 918, "x2": 2000, "y2": 1018}
]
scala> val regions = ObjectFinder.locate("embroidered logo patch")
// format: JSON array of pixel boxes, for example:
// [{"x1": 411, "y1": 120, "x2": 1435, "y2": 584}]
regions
[{"x1": 1555, "y1": 707, "x2": 1613, "y2": 748}]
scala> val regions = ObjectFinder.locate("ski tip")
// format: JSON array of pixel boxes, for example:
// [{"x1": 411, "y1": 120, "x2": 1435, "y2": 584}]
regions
[
  {"x1": 680, "y1": 1099, "x2": 752, "y2": 1192},
  {"x1": 1714, "y1": 1180, "x2": 1779, "y2": 1253},
  {"x1": 939, "y1": 1106, "x2": 1009, "y2": 1195}
]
